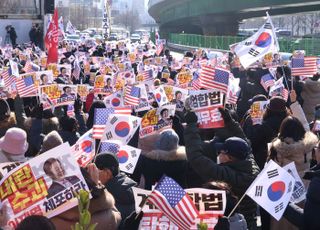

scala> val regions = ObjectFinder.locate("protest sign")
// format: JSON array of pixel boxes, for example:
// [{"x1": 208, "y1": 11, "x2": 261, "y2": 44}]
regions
[
  {"x1": 77, "y1": 84, "x2": 91, "y2": 102},
  {"x1": 133, "y1": 187, "x2": 226, "y2": 230},
  {"x1": 189, "y1": 90, "x2": 225, "y2": 129},
  {"x1": 140, "y1": 104, "x2": 175, "y2": 138},
  {"x1": 0, "y1": 143, "x2": 90, "y2": 228},
  {"x1": 35, "y1": 70, "x2": 54, "y2": 85},
  {"x1": 250, "y1": 101, "x2": 269, "y2": 125},
  {"x1": 176, "y1": 71, "x2": 193, "y2": 87},
  {"x1": 39, "y1": 84, "x2": 77, "y2": 110}
]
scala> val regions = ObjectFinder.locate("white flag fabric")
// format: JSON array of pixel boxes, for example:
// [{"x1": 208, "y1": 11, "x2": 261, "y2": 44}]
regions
[
  {"x1": 104, "y1": 91, "x2": 124, "y2": 108},
  {"x1": 100, "y1": 141, "x2": 141, "y2": 174},
  {"x1": 283, "y1": 162, "x2": 306, "y2": 204},
  {"x1": 153, "y1": 86, "x2": 168, "y2": 107},
  {"x1": 71, "y1": 129, "x2": 95, "y2": 167},
  {"x1": 66, "y1": 21, "x2": 76, "y2": 35},
  {"x1": 234, "y1": 12, "x2": 279, "y2": 69},
  {"x1": 246, "y1": 160, "x2": 295, "y2": 221},
  {"x1": 101, "y1": 114, "x2": 141, "y2": 145},
  {"x1": 9, "y1": 60, "x2": 19, "y2": 77}
]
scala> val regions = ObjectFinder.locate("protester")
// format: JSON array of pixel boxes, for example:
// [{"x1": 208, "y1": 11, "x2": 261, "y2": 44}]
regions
[
  {"x1": 50, "y1": 167, "x2": 121, "y2": 230},
  {"x1": 301, "y1": 74, "x2": 320, "y2": 122},
  {"x1": 0, "y1": 20, "x2": 319, "y2": 230},
  {"x1": 283, "y1": 140, "x2": 320, "y2": 230},
  {"x1": 0, "y1": 127, "x2": 29, "y2": 163},
  {"x1": 184, "y1": 111, "x2": 260, "y2": 229},
  {"x1": 95, "y1": 152, "x2": 137, "y2": 228},
  {"x1": 135, "y1": 129, "x2": 187, "y2": 189}
]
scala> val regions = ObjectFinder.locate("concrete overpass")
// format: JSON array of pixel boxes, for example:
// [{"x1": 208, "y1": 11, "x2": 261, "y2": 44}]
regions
[{"x1": 148, "y1": 0, "x2": 320, "y2": 37}]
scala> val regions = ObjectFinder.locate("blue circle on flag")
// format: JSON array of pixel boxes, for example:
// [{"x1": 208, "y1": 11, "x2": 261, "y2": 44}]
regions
[
  {"x1": 255, "y1": 32, "x2": 272, "y2": 48},
  {"x1": 267, "y1": 181, "x2": 286, "y2": 202},
  {"x1": 111, "y1": 98, "x2": 121, "y2": 107},
  {"x1": 115, "y1": 121, "x2": 130, "y2": 137},
  {"x1": 81, "y1": 140, "x2": 92, "y2": 153},
  {"x1": 117, "y1": 150, "x2": 129, "y2": 164}
]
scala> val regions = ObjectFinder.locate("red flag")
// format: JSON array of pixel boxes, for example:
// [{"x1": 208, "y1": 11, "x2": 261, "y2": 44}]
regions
[{"x1": 45, "y1": 9, "x2": 59, "y2": 64}]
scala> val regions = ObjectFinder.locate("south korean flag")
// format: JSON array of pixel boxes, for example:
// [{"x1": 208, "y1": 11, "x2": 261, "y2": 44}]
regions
[
  {"x1": 233, "y1": 12, "x2": 279, "y2": 69},
  {"x1": 153, "y1": 85, "x2": 169, "y2": 107},
  {"x1": 246, "y1": 160, "x2": 295, "y2": 221},
  {"x1": 101, "y1": 114, "x2": 141, "y2": 145}
]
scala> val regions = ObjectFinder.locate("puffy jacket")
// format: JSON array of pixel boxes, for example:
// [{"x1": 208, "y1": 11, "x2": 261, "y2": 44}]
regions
[{"x1": 184, "y1": 123, "x2": 260, "y2": 228}]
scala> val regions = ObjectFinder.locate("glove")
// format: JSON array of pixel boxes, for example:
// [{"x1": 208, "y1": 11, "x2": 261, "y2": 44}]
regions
[
  {"x1": 31, "y1": 104, "x2": 43, "y2": 119},
  {"x1": 185, "y1": 112, "x2": 198, "y2": 124},
  {"x1": 123, "y1": 211, "x2": 144, "y2": 230},
  {"x1": 214, "y1": 216, "x2": 230, "y2": 230},
  {"x1": 218, "y1": 107, "x2": 232, "y2": 123}
]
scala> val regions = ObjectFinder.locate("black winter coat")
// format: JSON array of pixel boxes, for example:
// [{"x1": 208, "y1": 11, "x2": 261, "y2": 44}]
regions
[
  {"x1": 135, "y1": 146, "x2": 188, "y2": 189},
  {"x1": 184, "y1": 123, "x2": 260, "y2": 228}
]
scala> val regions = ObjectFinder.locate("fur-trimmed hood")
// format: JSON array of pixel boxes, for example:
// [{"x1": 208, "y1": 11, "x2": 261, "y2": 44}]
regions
[
  {"x1": 270, "y1": 131, "x2": 318, "y2": 176},
  {"x1": 142, "y1": 146, "x2": 187, "y2": 161}
]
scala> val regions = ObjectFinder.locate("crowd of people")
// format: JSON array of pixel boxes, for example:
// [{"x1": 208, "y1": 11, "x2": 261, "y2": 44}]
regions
[{"x1": 0, "y1": 30, "x2": 319, "y2": 230}]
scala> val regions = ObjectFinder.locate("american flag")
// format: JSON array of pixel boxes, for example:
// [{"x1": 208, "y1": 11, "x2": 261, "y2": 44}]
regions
[
  {"x1": 16, "y1": 76, "x2": 37, "y2": 97},
  {"x1": 141, "y1": 69, "x2": 153, "y2": 81},
  {"x1": 291, "y1": 56, "x2": 317, "y2": 76},
  {"x1": 148, "y1": 176, "x2": 199, "y2": 230},
  {"x1": 23, "y1": 60, "x2": 40, "y2": 73},
  {"x1": 1, "y1": 68, "x2": 15, "y2": 88},
  {"x1": 124, "y1": 85, "x2": 140, "y2": 106},
  {"x1": 192, "y1": 78, "x2": 201, "y2": 90},
  {"x1": 99, "y1": 141, "x2": 120, "y2": 154},
  {"x1": 227, "y1": 91, "x2": 238, "y2": 105},
  {"x1": 200, "y1": 65, "x2": 229, "y2": 93},
  {"x1": 93, "y1": 107, "x2": 131, "y2": 139},
  {"x1": 260, "y1": 73, "x2": 276, "y2": 92},
  {"x1": 270, "y1": 86, "x2": 289, "y2": 101}
]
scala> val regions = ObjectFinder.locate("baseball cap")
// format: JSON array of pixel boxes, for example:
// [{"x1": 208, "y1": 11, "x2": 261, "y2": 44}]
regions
[{"x1": 215, "y1": 137, "x2": 250, "y2": 160}]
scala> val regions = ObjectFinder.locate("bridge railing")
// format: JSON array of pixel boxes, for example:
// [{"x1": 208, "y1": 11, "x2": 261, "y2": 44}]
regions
[{"x1": 169, "y1": 33, "x2": 320, "y2": 55}]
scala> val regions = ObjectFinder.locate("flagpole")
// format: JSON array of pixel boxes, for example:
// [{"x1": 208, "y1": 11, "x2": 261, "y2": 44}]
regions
[{"x1": 227, "y1": 192, "x2": 247, "y2": 218}]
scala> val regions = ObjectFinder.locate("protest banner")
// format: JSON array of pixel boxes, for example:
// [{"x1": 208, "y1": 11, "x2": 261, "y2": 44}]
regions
[
  {"x1": 250, "y1": 101, "x2": 269, "y2": 125},
  {"x1": 189, "y1": 90, "x2": 225, "y2": 129},
  {"x1": 140, "y1": 104, "x2": 176, "y2": 138},
  {"x1": 0, "y1": 143, "x2": 90, "y2": 228},
  {"x1": 39, "y1": 84, "x2": 77, "y2": 110},
  {"x1": 133, "y1": 187, "x2": 226, "y2": 230}
]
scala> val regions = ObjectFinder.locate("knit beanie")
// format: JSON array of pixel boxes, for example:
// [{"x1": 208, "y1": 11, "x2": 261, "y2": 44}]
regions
[
  {"x1": 40, "y1": 131, "x2": 63, "y2": 154},
  {"x1": 155, "y1": 129, "x2": 179, "y2": 151}
]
